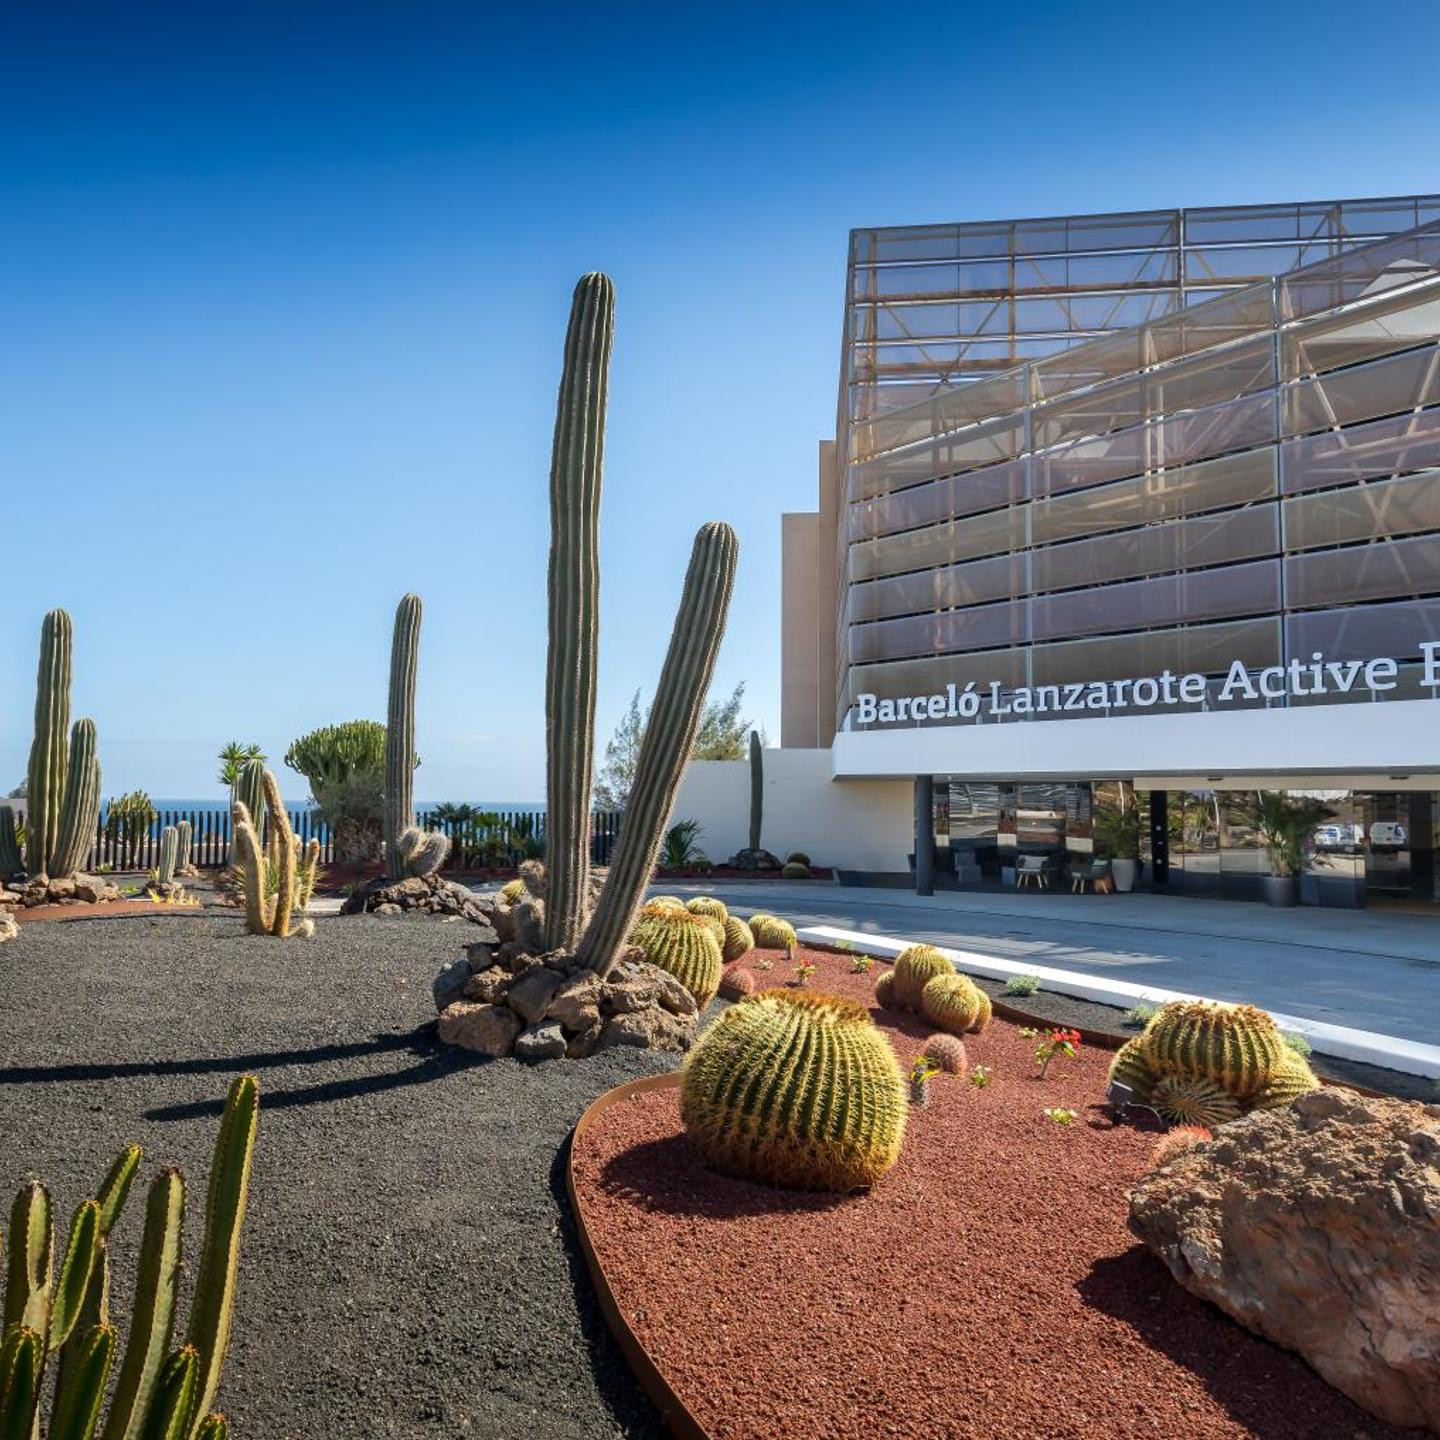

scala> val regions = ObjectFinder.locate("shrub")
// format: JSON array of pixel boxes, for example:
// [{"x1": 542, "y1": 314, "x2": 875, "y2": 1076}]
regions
[
  {"x1": 968, "y1": 1064, "x2": 993, "y2": 1089},
  {"x1": 1281, "y1": 1030, "x2": 1313, "y2": 1059},
  {"x1": 888, "y1": 944, "x2": 954, "y2": 1011},
  {"x1": 1002, "y1": 974, "x2": 1042, "y2": 997},
  {"x1": 659, "y1": 819, "x2": 705, "y2": 870},
  {"x1": 1149, "y1": 1125, "x2": 1213, "y2": 1168},
  {"x1": 284, "y1": 719, "x2": 388, "y2": 863},
  {"x1": 681, "y1": 990, "x2": 906, "y2": 1191},
  {"x1": 849, "y1": 953, "x2": 874, "y2": 974},
  {"x1": 922, "y1": 1032, "x2": 968, "y2": 1074},
  {"x1": 1123, "y1": 1002, "x2": 1159, "y2": 1028}
]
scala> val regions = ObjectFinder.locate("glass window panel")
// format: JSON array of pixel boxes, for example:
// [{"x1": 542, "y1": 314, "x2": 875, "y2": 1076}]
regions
[
  {"x1": 1280, "y1": 224, "x2": 1440, "y2": 323},
  {"x1": 1032, "y1": 561, "x2": 1280, "y2": 642},
  {"x1": 853, "y1": 459, "x2": 1028, "y2": 538},
  {"x1": 1184, "y1": 204, "x2": 1306, "y2": 244},
  {"x1": 1283, "y1": 281, "x2": 1440, "y2": 380},
  {"x1": 1155, "y1": 391, "x2": 1277, "y2": 468},
  {"x1": 855, "y1": 373, "x2": 1026, "y2": 461},
  {"x1": 848, "y1": 600, "x2": 1031, "y2": 664},
  {"x1": 1338, "y1": 199, "x2": 1431, "y2": 237},
  {"x1": 1284, "y1": 344, "x2": 1440, "y2": 436},
  {"x1": 1286, "y1": 534, "x2": 1440, "y2": 608},
  {"x1": 1283, "y1": 469, "x2": 1440, "y2": 549},
  {"x1": 1281, "y1": 407, "x2": 1440, "y2": 495},
  {"x1": 1185, "y1": 243, "x2": 1333, "y2": 284},
  {"x1": 850, "y1": 417, "x2": 1024, "y2": 500},
  {"x1": 1032, "y1": 450, "x2": 1277, "y2": 543},
  {"x1": 1033, "y1": 507, "x2": 1278, "y2": 591}
]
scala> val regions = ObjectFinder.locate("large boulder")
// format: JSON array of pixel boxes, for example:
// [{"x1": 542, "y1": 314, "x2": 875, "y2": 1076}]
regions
[{"x1": 1129, "y1": 1088, "x2": 1440, "y2": 1432}]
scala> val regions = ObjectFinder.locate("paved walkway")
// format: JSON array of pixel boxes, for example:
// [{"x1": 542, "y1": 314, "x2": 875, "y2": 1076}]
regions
[{"x1": 652, "y1": 879, "x2": 1440, "y2": 1047}]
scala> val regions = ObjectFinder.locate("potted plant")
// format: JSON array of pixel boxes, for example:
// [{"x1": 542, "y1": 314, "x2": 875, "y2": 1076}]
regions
[
  {"x1": 1094, "y1": 787, "x2": 1141, "y2": 892},
  {"x1": 1238, "y1": 791, "x2": 1334, "y2": 906}
]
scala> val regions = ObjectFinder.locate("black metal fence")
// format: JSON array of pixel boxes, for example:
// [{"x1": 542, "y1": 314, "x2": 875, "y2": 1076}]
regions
[{"x1": 83, "y1": 805, "x2": 620, "y2": 872}]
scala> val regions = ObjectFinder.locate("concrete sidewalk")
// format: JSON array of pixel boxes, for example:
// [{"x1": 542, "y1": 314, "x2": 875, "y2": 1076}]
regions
[{"x1": 653, "y1": 879, "x2": 1440, "y2": 1048}]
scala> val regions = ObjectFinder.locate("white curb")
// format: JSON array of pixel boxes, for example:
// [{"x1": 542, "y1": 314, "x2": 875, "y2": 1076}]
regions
[{"x1": 797, "y1": 924, "x2": 1440, "y2": 1081}]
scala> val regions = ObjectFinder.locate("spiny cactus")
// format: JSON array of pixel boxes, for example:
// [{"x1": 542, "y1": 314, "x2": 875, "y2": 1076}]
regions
[
  {"x1": 232, "y1": 761, "x2": 264, "y2": 857},
  {"x1": 720, "y1": 915, "x2": 754, "y2": 964},
  {"x1": 718, "y1": 964, "x2": 756, "y2": 1000},
  {"x1": 1149, "y1": 1125, "x2": 1213, "y2": 1169},
  {"x1": 1140, "y1": 1001, "x2": 1286, "y2": 1100},
  {"x1": 874, "y1": 970, "x2": 895, "y2": 1007},
  {"x1": 922, "y1": 1032, "x2": 968, "y2": 1074},
  {"x1": 22, "y1": 611, "x2": 103, "y2": 881},
  {"x1": 747, "y1": 914, "x2": 797, "y2": 950},
  {"x1": 887, "y1": 944, "x2": 954, "y2": 1011},
  {"x1": 629, "y1": 906, "x2": 723, "y2": 1008},
  {"x1": 231, "y1": 768, "x2": 318, "y2": 939},
  {"x1": 0, "y1": 808, "x2": 22, "y2": 880},
  {"x1": 175, "y1": 821, "x2": 193, "y2": 874},
  {"x1": 543, "y1": 275, "x2": 612, "y2": 953},
  {"x1": 384, "y1": 595, "x2": 442, "y2": 883},
  {"x1": 1107, "y1": 1038, "x2": 1154, "y2": 1095},
  {"x1": 690, "y1": 913, "x2": 725, "y2": 946},
  {"x1": 0, "y1": 1075, "x2": 257, "y2": 1439},
  {"x1": 647, "y1": 896, "x2": 686, "y2": 912},
  {"x1": 499, "y1": 878, "x2": 527, "y2": 904},
  {"x1": 156, "y1": 826, "x2": 179, "y2": 886},
  {"x1": 748, "y1": 729, "x2": 763, "y2": 853},
  {"x1": 781, "y1": 861, "x2": 809, "y2": 879},
  {"x1": 681, "y1": 990, "x2": 907, "y2": 1192},
  {"x1": 686, "y1": 896, "x2": 728, "y2": 922},
  {"x1": 920, "y1": 973, "x2": 991, "y2": 1035},
  {"x1": 575, "y1": 522, "x2": 738, "y2": 975},
  {"x1": 394, "y1": 826, "x2": 450, "y2": 879},
  {"x1": 1249, "y1": 1052, "x2": 1322, "y2": 1109},
  {"x1": 1149, "y1": 1074, "x2": 1242, "y2": 1129}
]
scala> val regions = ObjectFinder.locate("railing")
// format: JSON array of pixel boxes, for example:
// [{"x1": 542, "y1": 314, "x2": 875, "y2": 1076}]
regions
[{"x1": 82, "y1": 805, "x2": 621, "y2": 872}]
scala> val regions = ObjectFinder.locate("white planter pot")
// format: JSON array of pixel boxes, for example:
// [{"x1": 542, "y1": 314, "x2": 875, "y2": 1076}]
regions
[{"x1": 1110, "y1": 858, "x2": 1138, "y2": 892}]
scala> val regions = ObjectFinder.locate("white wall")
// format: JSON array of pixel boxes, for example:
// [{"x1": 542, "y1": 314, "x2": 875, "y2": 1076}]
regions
[{"x1": 670, "y1": 749, "x2": 913, "y2": 872}]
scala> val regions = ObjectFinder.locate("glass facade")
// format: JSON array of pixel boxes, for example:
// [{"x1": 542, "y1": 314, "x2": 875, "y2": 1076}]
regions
[{"x1": 836, "y1": 200, "x2": 1440, "y2": 733}]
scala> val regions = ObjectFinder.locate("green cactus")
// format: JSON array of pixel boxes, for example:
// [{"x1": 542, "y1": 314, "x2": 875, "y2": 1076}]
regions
[
  {"x1": 231, "y1": 770, "x2": 316, "y2": 939},
  {"x1": 748, "y1": 729, "x2": 762, "y2": 853},
  {"x1": 576, "y1": 522, "x2": 738, "y2": 975},
  {"x1": 681, "y1": 990, "x2": 907, "y2": 1192},
  {"x1": 384, "y1": 595, "x2": 422, "y2": 882},
  {"x1": 175, "y1": 822, "x2": 193, "y2": 875},
  {"x1": 156, "y1": 828, "x2": 179, "y2": 886},
  {"x1": 920, "y1": 973, "x2": 991, "y2": 1035},
  {"x1": 874, "y1": 970, "x2": 895, "y2": 1007},
  {"x1": 1149, "y1": 1074, "x2": 1243, "y2": 1129},
  {"x1": 22, "y1": 611, "x2": 103, "y2": 881},
  {"x1": 718, "y1": 963, "x2": 756, "y2": 999},
  {"x1": 629, "y1": 905, "x2": 723, "y2": 1008},
  {"x1": 231, "y1": 762, "x2": 264, "y2": 858},
  {"x1": 499, "y1": 878, "x2": 527, "y2": 904},
  {"x1": 780, "y1": 861, "x2": 809, "y2": 879},
  {"x1": 720, "y1": 915, "x2": 753, "y2": 964},
  {"x1": 394, "y1": 826, "x2": 450, "y2": 879},
  {"x1": 887, "y1": 944, "x2": 954, "y2": 1011},
  {"x1": 1140, "y1": 1001, "x2": 1286, "y2": 1100},
  {"x1": 922, "y1": 1032, "x2": 968, "y2": 1074},
  {"x1": 747, "y1": 914, "x2": 797, "y2": 950},
  {"x1": 0, "y1": 1076, "x2": 257, "y2": 1440},
  {"x1": 685, "y1": 896, "x2": 728, "y2": 922},
  {"x1": 1107, "y1": 1038, "x2": 1155, "y2": 1097},
  {"x1": 1249, "y1": 1051, "x2": 1322, "y2": 1109},
  {"x1": 544, "y1": 274, "x2": 613, "y2": 953},
  {"x1": 0, "y1": 807, "x2": 21, "y2": 880}
]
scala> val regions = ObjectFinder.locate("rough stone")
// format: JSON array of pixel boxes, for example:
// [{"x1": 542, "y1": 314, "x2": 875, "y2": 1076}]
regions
[
  {"x1": 652, "y1": 971, "x2": 698, "y2": 1017},
  {"x1": 603, "y1": 973, "x2": 659, "y2": 1015},
  {"x1": 1128, "y1": 1088, "x2": 1440, "y2": 1432},
  {"x1": 72, "y1": 875, "x2": 115, "y2": 904},
  {"x1": 340, "y1": 872, "x2": 499, "y2": 926},
  {"x1": 548, "y1": 971, "x2": 604, "y2": 1031},
  {"x1": 436, "y1": 1002, "x2": 521, "y2": 1058},
  {"x1": 0, "y1": 912, "x2": 16, "y2": 944},
  {"x1": 565, "y1": 1020, "x2": 606, "y2": 1059},
  {"x1": 432, "y1": 957, "x2": 472, "y2": 1012},
  {"x1": 463, "y1": 938, "x2": 499, "y2": 968},
  {"x1": 513, "y1": 1021, "x2": 567, "y2": 1064},
  {"x1": 374, "y1": 902, "x2": 402, "y2": 916},
  {"x1": 46, "y1": 878, "x2": 76, "y2": 901},
  {"x1": 505, "y1": 965, "x2": 564, "y2": 1024},
  {"x1": 726, "y1": 846, "x2": 782, "y2": 872},
  {"x1": 597, "y1": 1008, "x2": 696, "y2": 1053},
  {"x1": 462, "y1": 966, "x2": 510, "y2": 1005}
]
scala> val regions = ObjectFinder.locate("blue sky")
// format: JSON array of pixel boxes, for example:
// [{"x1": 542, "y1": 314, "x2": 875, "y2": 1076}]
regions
[{"x1": 4, "y1": 0, "x2": 1438, "y2": 801}]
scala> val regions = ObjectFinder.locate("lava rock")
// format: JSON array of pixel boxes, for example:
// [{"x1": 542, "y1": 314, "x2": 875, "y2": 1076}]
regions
[
  {"x1": 436, "y1": 1001, "x2": 521, "y2": 1057},
  {"x1": 514, "y1": 1021, "x2": 567, "y2": 1064},
  {"x1": 597, "y1": 1008, "x2": 696, "y2": 1053},
  {"x1": 0, "y1": 912, "x2": 16, "y2": 944},
  {"x1": 1129, "y1": 1088, "x2": 1440, "y2": 1432},
  {"x1": 462, "y1": 966, "x2": 511, "y2": 1005},
  {"x1": 548, "y1": 972, "x2": 604, "y2": 1032},
  {"x1": 506, "y1": 965, "x2": 564, "y2": 1024}
]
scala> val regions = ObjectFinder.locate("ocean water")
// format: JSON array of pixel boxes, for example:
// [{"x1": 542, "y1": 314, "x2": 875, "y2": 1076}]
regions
[{"x1": 142, "y1": 799, "x2": 544, "y2": 814}]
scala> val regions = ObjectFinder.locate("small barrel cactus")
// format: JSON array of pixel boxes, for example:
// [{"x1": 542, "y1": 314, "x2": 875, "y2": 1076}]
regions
[
  {"x1": 686, "y1": 896, "x2": 728, "y2": 922},
  {"x1": 922, "y1": 1032, "x2": 968, "y2": 1074},
  {"x1": 681, "y1": 990, "x2": 907, "y2": 1192},
  {"x1": 1108, "y1": 1037, "x2": 1155, "y2": 1095},
  {"x1": 748, "y1": 913, "x2": 797, "y2": 950},
  {"x1": 1148, "y1": 1074, "x2": 1242, "y2": 1129},
  {"x1": 874, "y1": 969, "x2": 895, "y2": 1007},
  {"x1": 647, "y1": 895, "x2": 687, "y2": 912},
  {"x1": 500, "y1": 877, "x2": 527, "y2": 903},
  {"x1": 1249, "y1": 1051, "x2": 1322, "y2": 1109},
  {"x1": 629, "y1": 906, "x2": 723, "y2": 1008},
  {"x1": 921, "y1": 973, "x2": 992, "y2": 1035},
  {"x1": 781, "y1": 861, "x2": 810, "y2": 878},
  {"x1": 719, "y1": 963, "x2": 756, "y2": 1000},
  {"x1": 888, "y1": 944, "x2": 954, "y2": 1011},
  {"x1": 720, "y1": 915, "x2": 754, "y2": 963},
  {"x1": 690, "y1": 913, "x2": 725, "y2": 946},
  {"x1": 1140, "y1": 1000, "x2": 1286, "y2": 1100}
]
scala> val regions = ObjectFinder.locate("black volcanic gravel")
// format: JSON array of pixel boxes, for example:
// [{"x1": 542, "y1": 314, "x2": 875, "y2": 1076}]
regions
[{"x1": 0, "y1": 910, "x2": 671, "y2": 1439}]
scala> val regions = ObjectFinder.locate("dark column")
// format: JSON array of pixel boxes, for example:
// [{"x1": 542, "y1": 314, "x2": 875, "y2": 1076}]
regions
[
  {"x1": 1149, "y1": 790, "x2": 1169, "y2": 886},
  {"x1": 914, "y1": 775, "x2": 935, "y2": 896}
]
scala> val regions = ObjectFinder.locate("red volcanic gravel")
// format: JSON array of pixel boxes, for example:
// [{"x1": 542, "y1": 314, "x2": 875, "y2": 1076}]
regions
[{"x1": 571, "y1": 947, "x2": 1424, "y2": 1440}]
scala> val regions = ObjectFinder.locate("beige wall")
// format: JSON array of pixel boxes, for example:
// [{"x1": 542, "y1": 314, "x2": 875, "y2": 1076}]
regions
[
  {"x1": 670, "y1": 749, "x2": 912, "y2": 872},
  {"x1": 780, "y1": 440, "x2": 841, "y2": 748}
]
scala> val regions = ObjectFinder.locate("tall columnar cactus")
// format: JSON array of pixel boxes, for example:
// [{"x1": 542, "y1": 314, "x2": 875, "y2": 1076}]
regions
[
  {"x1": 0, "y1": 1074, "x2": 257, "y2": 1439},
  {"x1": 629, "y1": 905, "x2": 723, "y2": 1008},
  {"x1": 156, "y1": 826, "x2": 179, "y2": 885},
  {"x1": 232, "y1": 760, "x2": 265, "y2": 855},
  {"x1": 175, "y1": 821, "x2": 193, "y2": 874},
  {"x1": 23, "y1": 611, "x2": 103, "y2": 880},
  {"x1": 681, "y1": 990, "x2": 907, "y2": 1192},
  {"x1": 232, "y1": 768, "x2": 317, "y2": 939},
  {"x1": 544, "y1": 274, "x2": 613, "y2": 953},
  {"x1": 748, "y1": 728, "x2": 762, "y2": 852},
  {"x1": 385, "y1": 594, "x2": 422, "y2": 881},
  {"x1": 576, "y1": 522, "x2": 738, "y2": 975}
]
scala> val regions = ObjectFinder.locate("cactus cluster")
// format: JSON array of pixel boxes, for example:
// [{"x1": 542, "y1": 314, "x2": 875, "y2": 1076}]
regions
[
  {"x1": 629, "y1": 904, "x2": 723, "y2": 1008},
  {"x1": 920, "y1": 973, "x2": 992, "y2": 1036},
  {"x1": 720, "y1": 915, "x2": 754, "y2": 963},
  {"x1": 747, "y1": 913, "x2": 797, "y2": 950},
  {"x1": 1108, "y1": 1000, "x2": 1320, "y2": 1127},
  {"x1": 681, "y1": 990, "x2": 907, "y2": 1192},
  {"x1": 884, "y1": 945, "x2": 955, "y2": 1011},
  {"x1": 231, "y1": 762, "x2": 320, "y2": 939},
  {"x1": 383, "y1": 596, "x2": 447, "y2": 880},
  {"x1": 0, "y1": 1074, "x2": 258, "y2": 1438},
  {"x1": 3, "y1": 611, "x2": 103, "y2": 882}
]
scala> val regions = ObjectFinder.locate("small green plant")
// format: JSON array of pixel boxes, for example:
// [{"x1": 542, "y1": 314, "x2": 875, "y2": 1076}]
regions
[
  {"x1": 1124, "y1": 1002, "x2": 1160, "y2": 1028},
  {"x1": 968, "y1": 1064, "x2": 993, "y2": 1089},
  {"x1": 1018, "y1": 1026, "x2": 1038, "y2": 1039},
  {"x1": 1281, "y1": 1031, "x2": 1313, "y2": 1059},
  {"x1": 833, "y1": 938, "x2": 854, "y2": 951},
  {"x1": 794, "y1": 958, "x2": 816, "y2": 987},
  {"x1": 119, "y1": 883, "x2": 141, "y2": 896},
  {"x1": 1034, "y1": 1027, "x2": 1081, "y2": 1079},
  {"x1": 1002, "y1": 974, "x2": 1042, "y2": 997},
  {"x1": 849, "y1": 953, "x2": 874, "y2": 974},
  {"x1": 1043, "y1": 1107, "x2": 1078, "y2": 1126},
  {"x1": 659, "y1": 819, "x2": 705, "y2": 870}
]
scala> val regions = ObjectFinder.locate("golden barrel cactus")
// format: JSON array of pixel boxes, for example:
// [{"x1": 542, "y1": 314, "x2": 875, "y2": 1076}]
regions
[
  {"x1": 721, "y1": 915, "x2": 754, "y2": 963},
  {"x1": 888, "y1": 944, "x2": 954, "y2": 1011},
  {"x1": 629, "y1": 906, "x2": 723, "y2": 1008},
  {"x1": 681, "y1": 990, "x2": 907, "y2": 1192},
  {"x1": 686, "y1": 896, "x2": 729, "y2": 922},
  {"x1": 920, "y1": 973, "x2": 991, "y2": 1036},
  {"x1": 748, "y1": 913, "x2": 797, "y2": 949},
  {"x1": 1141, "y1": 1001, "x2": 1286, "y2": 1100}
]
